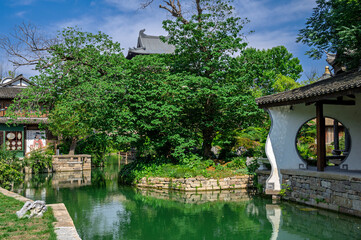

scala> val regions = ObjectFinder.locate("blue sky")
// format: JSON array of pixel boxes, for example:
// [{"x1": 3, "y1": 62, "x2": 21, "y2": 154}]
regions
[{"x1": 0, "y1": 0, "x2": 327, "y2": 80}]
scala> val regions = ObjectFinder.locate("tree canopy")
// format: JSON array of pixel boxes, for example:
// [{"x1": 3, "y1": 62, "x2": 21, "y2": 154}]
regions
[
  {"x1": 236, "y1": 46, "x2": 302, "y2": 96},
  {"x1": 7, "y1": 28, "x2": 126, "y2": 155},
  {"x1": 144, "y1": 0, "x2": 260, "y2": 157},
  {"x1": 297, "y1": 0, "x2": 361, "y2": 71},
  {"x1": 5, "y1": 0, "x2": 303, "y2": 163}
]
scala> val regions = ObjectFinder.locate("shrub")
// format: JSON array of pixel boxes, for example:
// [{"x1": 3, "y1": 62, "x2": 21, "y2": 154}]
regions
[
  {"x1": 226, "y1": 157, "x2": 247, "y2": 170},
  {"x1": 0, "y1": 149, "x2": 24, "y2": 190},
  {"x1": 76, "y1": 133, "x2": 110, "y2": 166},
  {"x1": 25, "y1": 148, "x2": 53, "y2": 174},
  {"x1": 119, "y1": 155, "x2": 251, "y2": 185}
]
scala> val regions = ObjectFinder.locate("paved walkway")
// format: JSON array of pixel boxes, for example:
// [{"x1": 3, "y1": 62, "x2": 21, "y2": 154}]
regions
[{"x1": 48, "y1": 203, "x2": 81, "y2": 240}]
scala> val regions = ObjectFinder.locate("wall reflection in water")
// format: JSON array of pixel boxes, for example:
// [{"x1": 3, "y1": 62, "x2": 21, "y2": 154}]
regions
[
  {"x1": 51, "y1": 171, "x2": 91, "y2": 189},
  {"x1": 16, "y1": 171, "x2": 91, "y2": 202},
  {"x1": 137, "y1": 188, "x2": 255, "y2": 204},
  {"x1": 266, "y1": 203, "x2": 361, "y2": 240}
]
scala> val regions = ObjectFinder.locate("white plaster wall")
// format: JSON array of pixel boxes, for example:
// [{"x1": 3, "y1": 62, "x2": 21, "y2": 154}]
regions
[
  {"x1": 266, "y1": 92, "x2": 361, "y2": 190},
  {"x1": 323, "y1": 94, "x2": 361, "y2": 170}
]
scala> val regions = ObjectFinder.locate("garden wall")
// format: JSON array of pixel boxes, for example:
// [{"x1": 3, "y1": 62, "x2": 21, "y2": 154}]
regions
[
  {"x1": 136, "y1": 175, "x2": 253, "y2": 191},
  {"x1": 281, "y1": 169, "x2": 361, "y2": 217},
  {"x1": 256, "y1": 170, "x2": 271, "y2": 189},
  {"x1": 52, "y1": 155, "x2": 91, "y2": 172}
]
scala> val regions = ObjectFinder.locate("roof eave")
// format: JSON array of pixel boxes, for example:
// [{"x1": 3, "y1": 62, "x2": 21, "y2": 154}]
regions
[{"x1": 257, "y1": 87, "x2": 361, "y2": 109}]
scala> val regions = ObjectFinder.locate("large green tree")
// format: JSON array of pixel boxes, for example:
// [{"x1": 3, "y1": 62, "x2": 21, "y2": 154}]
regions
[
  {"x1": 142, "y1": 0, "x2": 263, "y2": 158},
  {"x1": 121, "y1": 55, "x2": 197, "y2": 160},
  {"x1": 6, "y1": 1, "x2": 303, "y2": 162},
  {"x1": 236, "y1": 46, "x2": 302, "y2": 96},
  {"x1": 297, "y1": 0, "x2": 361, "y2": 70},
  {"x1": 8, "y1": 28, "x2": 126, "y2": 155}
]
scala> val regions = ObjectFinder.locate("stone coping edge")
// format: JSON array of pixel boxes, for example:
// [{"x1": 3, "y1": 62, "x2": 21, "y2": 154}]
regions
[
  {"x1": 0, "y1": 187, "x2": 81, "y2": 240},
  {"x1": 256, "y1": 170, "x2": 271, "y2": 175},
  {"x1": 280, "y1": 169, "x2": 361, "y2": 181}
]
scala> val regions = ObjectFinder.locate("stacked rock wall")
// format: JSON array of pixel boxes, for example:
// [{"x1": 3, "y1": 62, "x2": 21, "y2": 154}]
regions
[
  {"x1": 281, "y1": 169, "x2": 361, "y2": 217},
  {"x1": 256, "y1": 170, "x2": 271, "y2": 190},
  {"x1": 52, "y1": 155, "x2": 91, "y2": 172},
  {"x1": 137, "y1": 175, "x2": 253, "y2": 191}
]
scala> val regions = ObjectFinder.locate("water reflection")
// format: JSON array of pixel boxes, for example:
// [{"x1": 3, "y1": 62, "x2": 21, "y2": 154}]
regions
[
  {"x1": 138, "y1": 188, "x2": 255, "y2": 204},
  {"x1": 12, "y1": 157, "x2": 361, "y2": 240},
  {"x1": 266, "y1": 204, "x2": 281, "y2": 240}
]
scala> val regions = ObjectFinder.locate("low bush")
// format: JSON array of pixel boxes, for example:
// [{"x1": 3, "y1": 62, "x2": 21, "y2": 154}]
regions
[
  {"x1": 25, "y1": 148, "x2": 53, "y2": 174},
  {"x1": 0, "y1": 149, "x2": 24, "y2": 190},
  {"x1": 119, "y1": 155, "x2": 256, "y2": 184}
]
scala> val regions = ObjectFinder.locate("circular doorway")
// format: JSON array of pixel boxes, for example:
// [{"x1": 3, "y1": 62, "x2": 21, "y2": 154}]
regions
[{"x1": 296, "y1": 117, "x2": 351, "y2": 167}]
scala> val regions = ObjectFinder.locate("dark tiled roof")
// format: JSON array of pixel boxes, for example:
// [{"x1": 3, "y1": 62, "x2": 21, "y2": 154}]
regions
[
  {"x1": 0, "y1": 88, "x2": 23, "y2": 99},
  {"x1": 0, "y1": 117, "x2": 48, "y2": 124},
  {"x1": 0, "y1": 74, "x2": 33, "y2": 87},
  {"x1": 126, "y1": 29, "x2": 175, "y2": 59},
  {"x1": 256, "y1": 70, "x2": 361, "y2": 108}
]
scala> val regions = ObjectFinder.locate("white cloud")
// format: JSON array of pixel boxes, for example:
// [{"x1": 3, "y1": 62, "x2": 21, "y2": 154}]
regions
[
  {"x1": 104, "y1": 0, "x2": 144, "y2": 12},
  {"x1": 55, "y1": 4, "x2": 168, "y2": 55},
  {"x1": 246, "y1": 29, "x2": 298, "y2": 50},
  {"x1": 235, "y1": 0, "x2": 316, "y2": 27},
  {"x1": 15, "y1": 11, "x2": 27, "y2": 18},
  {"x1": 17, "y1": 0, "x2": 323, "y2": 80}
]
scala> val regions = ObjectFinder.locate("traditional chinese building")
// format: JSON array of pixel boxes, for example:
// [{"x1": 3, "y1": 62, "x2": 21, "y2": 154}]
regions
[
  {"x1": 126, "y1": 29, "x2": 175, "y2": 60},
  {"x1": 0, "y1": 74, "x2": 53, "y2": 158},
  {"x1": 256, "y1": 68, "x2": 361, "y2": 216}
]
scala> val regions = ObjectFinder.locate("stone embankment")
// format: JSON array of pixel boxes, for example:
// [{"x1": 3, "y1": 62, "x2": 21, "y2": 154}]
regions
[
  {"x1": 137, "y1": 175, "x2": 253, "y2": 191},
  {"x1": 281, "y1": 169, "x2": 361, "y2": 217},
  {"x1": 52, "y1": 155, "x2": 91, "y2": 172}
]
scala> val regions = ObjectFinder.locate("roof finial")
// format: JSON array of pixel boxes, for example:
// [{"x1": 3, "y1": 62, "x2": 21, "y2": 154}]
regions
[
  {"x1": 325, "y1": 66, "x2": 331, "y2": 75},
  {"x1": 318, "y1": 66, "x2": 332, "y2": 81}
]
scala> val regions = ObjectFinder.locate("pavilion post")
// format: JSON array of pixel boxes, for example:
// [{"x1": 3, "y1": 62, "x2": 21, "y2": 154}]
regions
[
  {"x1": 333, "y1": 120, "x2": 339, "y2": 153},
  {"x1": 344, "y1": 129, "x2": 351, "y2": 155},
  {"x1": 316, "y1": 102, "x2": 326, "y2": 171}
]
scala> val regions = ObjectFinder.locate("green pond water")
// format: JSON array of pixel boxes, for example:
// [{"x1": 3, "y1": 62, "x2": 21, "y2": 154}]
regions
[{"x1": 13, "y1": 156, "x2": 361, "y2": 240}]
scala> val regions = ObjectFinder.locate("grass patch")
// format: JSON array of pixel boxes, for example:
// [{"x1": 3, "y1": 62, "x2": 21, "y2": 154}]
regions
[
  {"x1": 120, "y1": 156, "x2": 259, "y2": 184},
  {"x1": 0, "y1": 193, "x2": 57, "y2": 240}
]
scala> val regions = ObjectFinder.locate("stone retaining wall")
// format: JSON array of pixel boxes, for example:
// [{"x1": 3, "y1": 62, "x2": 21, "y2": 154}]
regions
[
  {"x1": 281, "y1": 169, "x2": 361, "y2": 217},
  {"x1": 256, "y1": 170, "x2": 271, "y2": 191},
  {"x1": 137, "y1": 175, "x2": 253, "y2": 191},
  {"x1": 52, "y1": 155, "x2": 91, "y2": 172}
]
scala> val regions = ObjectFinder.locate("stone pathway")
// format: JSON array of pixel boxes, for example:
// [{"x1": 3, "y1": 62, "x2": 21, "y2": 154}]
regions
[
  {"x1": 0, "y1": 187, "x2": 81, "y2": 240},
  {"x1": 48, "y1": 203, "x2": 81, "y2": 240}
]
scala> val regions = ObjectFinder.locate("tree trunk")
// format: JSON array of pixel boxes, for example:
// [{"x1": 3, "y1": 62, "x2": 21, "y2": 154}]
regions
[
  {"x1": 202, "y1": 128, "x2": 215, "y2": 159},
  {"x1": 68, "y1": 138, "x2": 77, "y2": 155}
]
